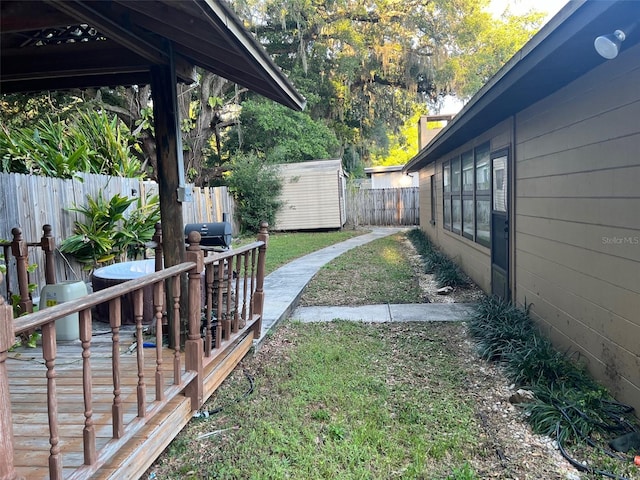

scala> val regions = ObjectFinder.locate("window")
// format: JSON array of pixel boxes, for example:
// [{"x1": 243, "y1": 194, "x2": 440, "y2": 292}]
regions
[
  {"x1": 440, "y1": 143, "x2": 492, "y2": 248},
  {"x1": 430, "y1": 174, "x2": 436, "y2": 225},
  {"x1": 461, "y1": 151, "x2": 474, "y2": 239},
  {"x1": 450, "y1": 157, "x2": 461, "y2": 232},
  {"x1": 443, "y1": 161, "x2": 451, "y2": 229},
  {"x1": 475, "y1": 144, "x2": 491, "y2": 247}
]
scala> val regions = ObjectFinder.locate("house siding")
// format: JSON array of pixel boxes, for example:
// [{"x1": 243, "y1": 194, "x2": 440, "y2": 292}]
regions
[
  {"x1": 513, "y1": 42, "x2": 640, "y2": 409},
  {"x1": 274, "y1": 160, "x2": 345, "y2": 230},
  {"x1": 418, "y1": 42, "x2": 640, "y2": 411}
]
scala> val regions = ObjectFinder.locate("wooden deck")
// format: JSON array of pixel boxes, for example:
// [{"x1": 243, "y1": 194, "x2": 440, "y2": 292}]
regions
[
  {"x1": 8, "y1": 320, "x2": 257, "y2": 480},
  {"x1": 1, "y1": 227, "x2": 269, "y2": 480}
]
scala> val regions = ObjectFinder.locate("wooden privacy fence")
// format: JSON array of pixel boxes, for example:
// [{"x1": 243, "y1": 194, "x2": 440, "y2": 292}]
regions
[
  {"x1": 345, "y1": 187, "x2": 419, "y2": 226},
  {"x1": 0, "y1": 172, "x2": 235, "y2": 292}
]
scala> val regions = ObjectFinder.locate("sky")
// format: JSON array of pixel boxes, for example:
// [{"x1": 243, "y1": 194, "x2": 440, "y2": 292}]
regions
[{"x1": 488, "y1": 0, "x2": 568, "y2": 21}]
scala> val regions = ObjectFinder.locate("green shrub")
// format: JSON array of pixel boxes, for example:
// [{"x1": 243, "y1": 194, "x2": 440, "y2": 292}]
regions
[
  {"x1": 407, "y1": 228, "x2": 433, "y2": 256},
  {"x1": 226, "y1": 153, "x2": 282, "y2": 234},
  {"x1": 468, "y1": 294, "x2": 639, "y2": 469},
  {"x1": 468, "y1": 296, "x2": 535, "y2": 361},
  {"x1": 433, "y1": 257, "x2": 470, "y2": 288}
]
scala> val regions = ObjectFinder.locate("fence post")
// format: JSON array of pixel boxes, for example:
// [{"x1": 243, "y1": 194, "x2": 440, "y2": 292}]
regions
[
  {"x1": 41, "y1": 225, "x2": 56, "y2": 285},
  {"x1": 184, "y1": 232, "x2": 204, "y2": 410},
  {"x1": 10, "y1": 228, "x2": 32, "y2": 315},
  {"x1": 0, "y1": 273, "x2": 21, "y2": 480},
  {"x1": 251, "y1": 222, "x2": 269, "y2": 338}
]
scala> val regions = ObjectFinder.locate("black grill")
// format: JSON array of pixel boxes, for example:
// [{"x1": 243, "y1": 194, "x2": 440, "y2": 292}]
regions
[{"x1": 185, "y1": 221, "x2": 232, "y2": 249}]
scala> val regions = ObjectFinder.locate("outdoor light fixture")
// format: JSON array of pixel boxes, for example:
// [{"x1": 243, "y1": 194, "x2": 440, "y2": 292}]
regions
[{"x1": 594, "y1": 29, "x2": 626, "y2": 59}]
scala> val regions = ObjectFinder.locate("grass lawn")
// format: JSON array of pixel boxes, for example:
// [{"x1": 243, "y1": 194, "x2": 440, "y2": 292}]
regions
[
  {"x1": 300, "y1": 232, "x2": 423, "y2": 305},
  {"x1": 149, "y1": 321, "x2": 479, "y2": 479},
  {"x1": 233, "y1": 229, "x2": 366, "y2": 275}
]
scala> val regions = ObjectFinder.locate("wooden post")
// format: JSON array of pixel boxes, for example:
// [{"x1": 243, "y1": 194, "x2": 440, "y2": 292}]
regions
[
  {"x1": 151, "y1": 53, "x2": 188, "y2": 349},
  {"x1": 41, "y1": 225, "x2": 56, "y2": 285},
  {"x1": 150, "y1": 57, "x2": 186, "y2": 270},
  {"x1": 184, "y1": 232, "x2": 204, "y2": 410},
  {"x1": 251, "y1": 222, "x2": 269, "y2": 338},
  {"x1": 10, "y1": 228, "x2": 32, "y2": 315},
  {"x1": 0, "y1": 274, "x2": 21, "y2": 480}
]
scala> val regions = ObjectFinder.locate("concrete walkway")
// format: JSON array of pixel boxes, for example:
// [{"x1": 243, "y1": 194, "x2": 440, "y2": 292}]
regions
[{"x1": 256, "y1": 227, "x2": 476, "y2": 348}]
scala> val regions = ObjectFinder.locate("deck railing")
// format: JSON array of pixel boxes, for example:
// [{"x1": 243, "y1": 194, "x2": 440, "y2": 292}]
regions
[
  {"x1": 1, "y1": 225, "x2": 57, "y2": 316},
  {"x1": 0, "y1": 223, "x2": 268, "y2": 480}
]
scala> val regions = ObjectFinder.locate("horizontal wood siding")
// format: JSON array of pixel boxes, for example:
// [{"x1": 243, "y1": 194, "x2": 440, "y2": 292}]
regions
[
  {"x1": 514, "y1": 42, "x2": 640, "y2": 411},
  {"x1": 274, "y1": 160, "x2": 344, "y2": 230}
]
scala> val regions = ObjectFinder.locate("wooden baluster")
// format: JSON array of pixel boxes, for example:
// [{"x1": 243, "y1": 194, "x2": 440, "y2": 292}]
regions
[
  {"x1": 10, "y1": 228, "x2": 32, "y2": 315},
  {"x1": 134, "y1": 289, "x2": 146, "y2": 417},
  {"x1": 241, "y1": 252, "x2": 249, "y2": 328},
  {"x1": 79, "y1": 309, "x2": 96, "y2": 465},
  {"x1": 0, "y1": 275, "x2": 21, "y2": 480},
  {"x1": 152, "y1": 222, "x2": 166, "y2": 336},
  {"x1": 41, "y1": 224, "x2": 56, "y2": 285},
  {"x1": 154, "y1": 281, "x2": 165, "y2": 401},
  {"x1": 110, "y1": 297, "x2": 124, "y2": 439},
  {"x1": 185, "y1": 232, "x2": 204, "y2": 409},
  {"x1": 42, "y1": 321, "x2": 63, "y2": 479},
  {"x1": 153, "y1": 223, "x2": 163, "y2": 273},
  {"x1": 172, "y1": 275, "x2": 181, "y2": 385},
  {"x1": 2, "y1": 245, "x2": 11, "y2": 300},
  {"x1": 205, "y1": 263, "x2": 214, "y2": 354},
  {"x1": 225, "y1": 258, "x2": 232, "y2": 337},
  {"x1": 217, "y1": 259, "x2": 225, "y2": 342},
  {"x1": 249, "y1": 249, "x2": 256, "y2": 319},
  {"x1": 252, "y1": 222, "x2": 269, "y2": 337},
  {"x1": 233, "y1": 254, "x2": 241, "y2": 333}
]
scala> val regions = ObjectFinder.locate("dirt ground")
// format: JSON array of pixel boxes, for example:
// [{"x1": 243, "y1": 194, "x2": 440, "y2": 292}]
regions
[{"x1": 403, "y1": 238, "x2": 582, "y2": 479}]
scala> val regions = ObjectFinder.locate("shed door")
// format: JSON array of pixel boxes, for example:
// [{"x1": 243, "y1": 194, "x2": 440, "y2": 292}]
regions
[{"x1": 491, "y1": 151, "x2": 510, "y2": 300}]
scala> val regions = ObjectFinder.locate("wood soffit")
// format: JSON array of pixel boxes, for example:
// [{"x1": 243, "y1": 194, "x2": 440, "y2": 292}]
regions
[{"x1": 0, "y1": 0, "x2": 305, "y2": 110}]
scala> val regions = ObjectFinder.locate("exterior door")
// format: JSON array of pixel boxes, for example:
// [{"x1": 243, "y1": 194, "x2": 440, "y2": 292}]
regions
[{"x1": 491, "y1": 151, "x2": 509, "y2": 300}]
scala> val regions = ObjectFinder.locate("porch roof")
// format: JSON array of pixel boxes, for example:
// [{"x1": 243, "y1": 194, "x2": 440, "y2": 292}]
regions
[
  {"x1": 0, "y1": 0, "x2": 306, "y2": 111},
  {"x1": 404, "y1": 0, "x2": 640, "y2": 172}
]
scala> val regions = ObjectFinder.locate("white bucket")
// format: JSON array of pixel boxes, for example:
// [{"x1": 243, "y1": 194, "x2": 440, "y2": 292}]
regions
[{"x1": 40, "y1": 281, "x2": 88, "y2": 342}]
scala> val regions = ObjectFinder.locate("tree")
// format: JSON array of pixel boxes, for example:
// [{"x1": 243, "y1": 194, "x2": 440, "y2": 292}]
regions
[
  {"x1": 225, "y1": 153, "x2": 282, "y2": 233},
  {"x1": 1, "y1": 1, "x2": 545, "y2": 181},
  {"x1": 223, "y1": 99, "x2": 340, "y2": 163},
  {"x1": 233, "y1": 0, "x2": 545, "y2": 169}
]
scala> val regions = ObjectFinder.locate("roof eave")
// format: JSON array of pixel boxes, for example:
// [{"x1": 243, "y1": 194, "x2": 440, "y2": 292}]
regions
[{"x1": 199, "y1": 0, "x2": 306, "y2": 111}]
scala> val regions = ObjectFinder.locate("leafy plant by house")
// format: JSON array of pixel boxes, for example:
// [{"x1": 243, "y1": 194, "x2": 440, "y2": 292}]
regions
[
  {"x1": 407, "y1": 229, "x2": 470, "y2": 288},
  {"x1": 59, "y1": 191, "x2": 160, "y2": 270},
  {"x1": 468, "y1": 296, "x2": 639, "y2": 478}
]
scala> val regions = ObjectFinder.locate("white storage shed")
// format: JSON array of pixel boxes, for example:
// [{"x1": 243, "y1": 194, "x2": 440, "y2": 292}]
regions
[{"x1": 274, "y1": 159, "x2": 346, "y2": 230}]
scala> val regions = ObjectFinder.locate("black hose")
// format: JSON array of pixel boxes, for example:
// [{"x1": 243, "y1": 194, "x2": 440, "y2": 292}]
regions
[
  {"x1": 555, "y1": 423, "x2": 632, "y2": 480},
  {"x1": 194, "y1": 369, "x2": 255, "y2": 418}
]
